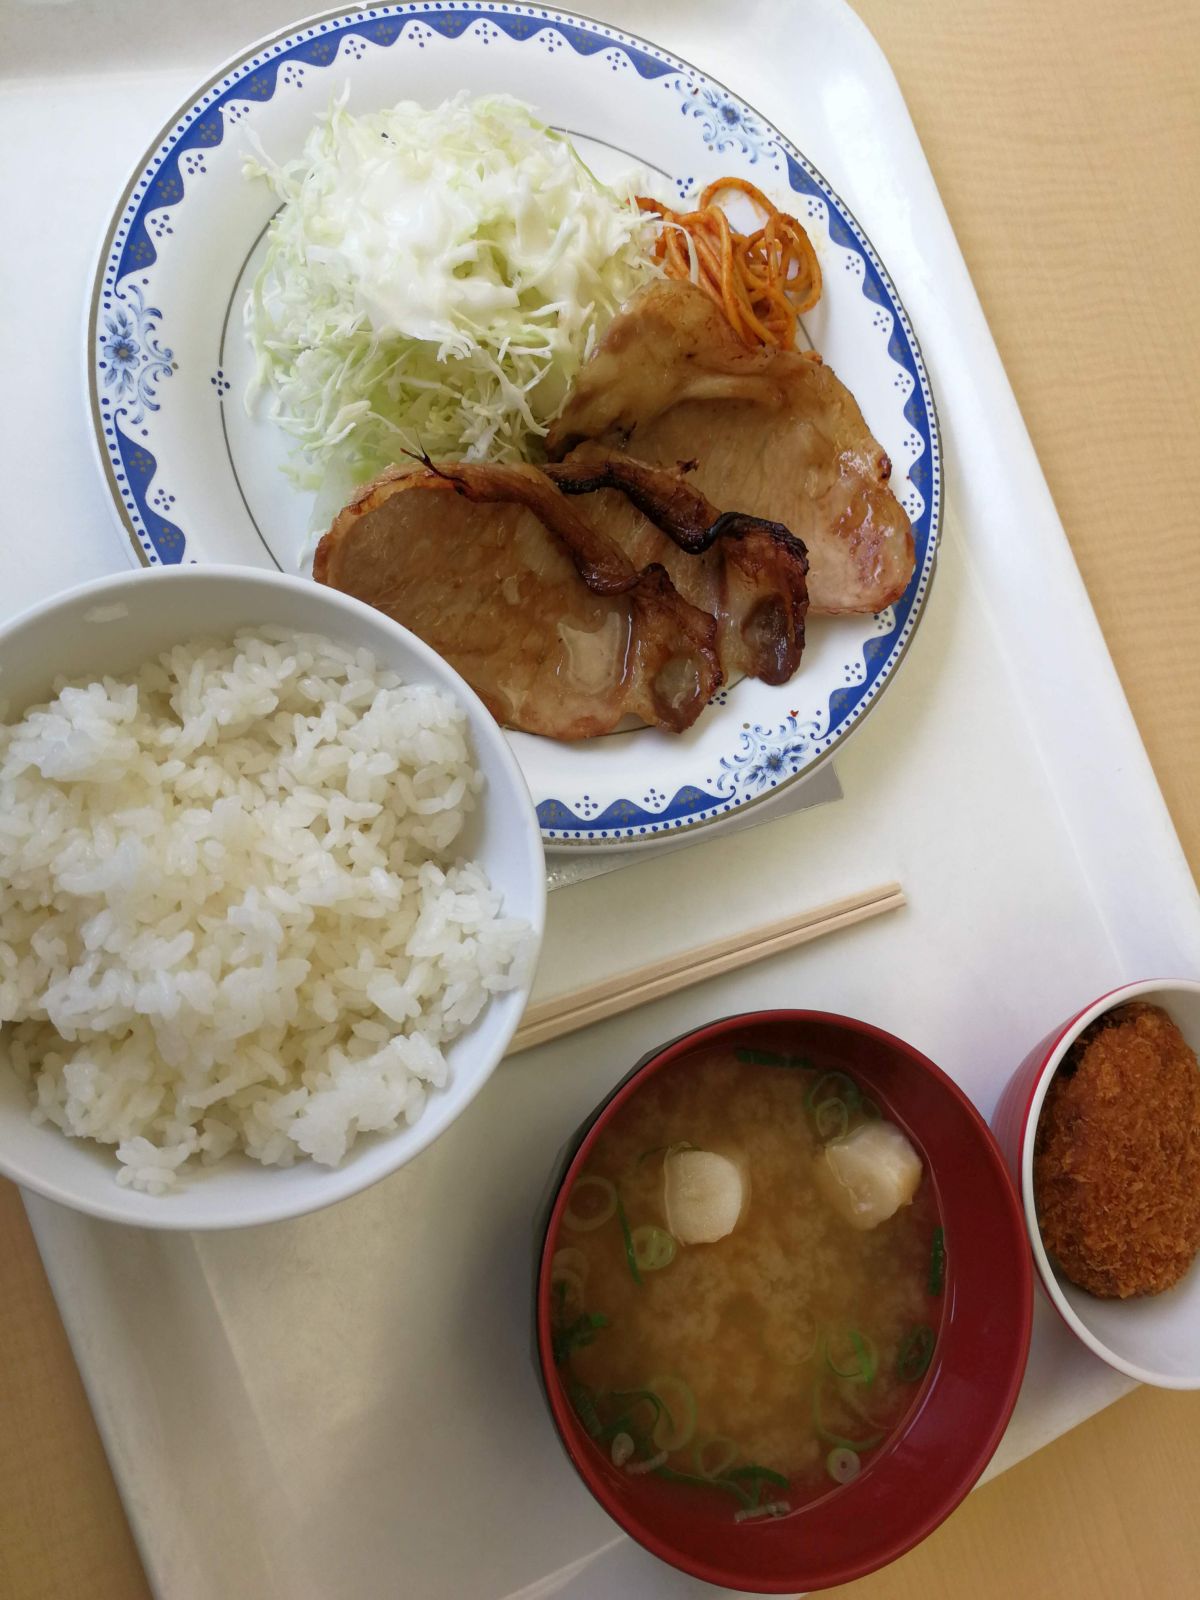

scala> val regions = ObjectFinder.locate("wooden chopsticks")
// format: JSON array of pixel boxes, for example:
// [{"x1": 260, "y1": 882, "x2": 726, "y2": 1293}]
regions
[{"x1": 506, "y1": 881, "x2": 905, "y2": 1057}]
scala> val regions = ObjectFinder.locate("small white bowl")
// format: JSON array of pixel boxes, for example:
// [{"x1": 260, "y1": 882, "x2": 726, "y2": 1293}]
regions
[
  {"x1": 0, "y1": 566, "x2": 545, "y2": 1229},
  {"x1": 993, "y1": 979, "x2": 1200, "y2": 1388}
]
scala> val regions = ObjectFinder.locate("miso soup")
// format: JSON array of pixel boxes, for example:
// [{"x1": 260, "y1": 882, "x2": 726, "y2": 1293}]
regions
[{"x1": 548, "y1": 1047, "x2": 944, "y2": 1519}]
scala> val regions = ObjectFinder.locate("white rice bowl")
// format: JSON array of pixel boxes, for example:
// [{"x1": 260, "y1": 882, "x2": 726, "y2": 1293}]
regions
[{"x1": 0, "y1": 626, "x2": 533, "y2": 1195}]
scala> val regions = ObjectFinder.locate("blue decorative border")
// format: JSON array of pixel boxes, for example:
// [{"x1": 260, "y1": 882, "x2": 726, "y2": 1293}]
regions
[{"x1": 87, "y1": 3, "x2": 941, "y2": 844}]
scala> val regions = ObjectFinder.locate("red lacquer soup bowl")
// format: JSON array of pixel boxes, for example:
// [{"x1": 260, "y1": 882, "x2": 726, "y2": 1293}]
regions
[{"x1": 534, "y1": 1011, "x2": 1033, "y2": 1592}]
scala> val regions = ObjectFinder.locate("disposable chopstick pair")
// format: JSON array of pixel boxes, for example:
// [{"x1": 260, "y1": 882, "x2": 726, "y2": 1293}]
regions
[{"x1": 506, "y1": 881, "x2": 906, "y2": 1056}]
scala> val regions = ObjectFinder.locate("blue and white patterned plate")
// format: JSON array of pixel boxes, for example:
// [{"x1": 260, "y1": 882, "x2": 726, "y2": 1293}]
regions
[{"x1": 87, "y1": 3, "x2": 940, "y2": 848}]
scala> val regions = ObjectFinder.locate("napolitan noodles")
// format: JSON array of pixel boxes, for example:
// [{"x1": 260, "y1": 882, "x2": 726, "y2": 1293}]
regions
[
  {"x1": 636, "y1": 177, "x2": 823, "y2": 351},
  {"x1": 549, "y1": 1050, "x2": 943, "y2": 1518}
]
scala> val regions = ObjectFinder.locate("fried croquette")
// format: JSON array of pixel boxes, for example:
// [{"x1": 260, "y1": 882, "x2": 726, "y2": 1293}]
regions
[{"x1": 1033, "y1": 1002, "x2": 1200, "y2": 1298}]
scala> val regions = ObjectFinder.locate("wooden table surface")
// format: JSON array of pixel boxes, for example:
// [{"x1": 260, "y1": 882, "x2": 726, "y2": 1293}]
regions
[{"x1": 2, "y1": 2, "x2": 1198, "y2": 1596}]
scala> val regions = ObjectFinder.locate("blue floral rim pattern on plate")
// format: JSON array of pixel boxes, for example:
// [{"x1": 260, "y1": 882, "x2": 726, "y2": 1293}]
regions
[{"x1": 87, "y1": 3, "x2": 941, "y2": 845}]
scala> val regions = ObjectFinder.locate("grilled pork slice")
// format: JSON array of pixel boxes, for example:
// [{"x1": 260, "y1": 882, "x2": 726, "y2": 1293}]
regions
[
  {"x1": 547, "y1": 279, "x2": 915, "y2": 615},
  {"x1": 544, "y1": 444, "x2": 808, "y2": 686},
  {"x1": 314, "y1": 460, "x2": 722, "y2": 741}
]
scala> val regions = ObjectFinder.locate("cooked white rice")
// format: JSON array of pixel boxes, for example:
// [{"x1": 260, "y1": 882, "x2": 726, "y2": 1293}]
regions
[{"x1": 0, "y1": 628, "x2": 532, "y2": 1193}]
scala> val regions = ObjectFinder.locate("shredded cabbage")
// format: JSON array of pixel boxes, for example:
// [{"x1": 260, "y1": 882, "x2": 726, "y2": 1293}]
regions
[{"x1": 243, "y1": 93, "x2": 656, "y2": 497}]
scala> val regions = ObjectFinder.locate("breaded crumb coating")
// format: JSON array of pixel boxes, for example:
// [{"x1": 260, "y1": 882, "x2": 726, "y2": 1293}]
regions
[{"x1": 1034, "y1": 1003, "x2": 1200, "y2": 1299}]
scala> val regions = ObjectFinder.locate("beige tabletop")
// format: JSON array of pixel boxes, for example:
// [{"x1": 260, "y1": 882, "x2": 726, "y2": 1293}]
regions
[{"x1": 2, "y1": 3, "x2": 1199, "y2": 1596}]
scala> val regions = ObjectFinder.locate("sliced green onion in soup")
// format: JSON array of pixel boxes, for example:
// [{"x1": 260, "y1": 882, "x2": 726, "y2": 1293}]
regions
[
  {"x1": 727, "y1": 1463, "x2": 789, "y2": 1511},
  {"x1": 567, "y1": 1378, "x2": 604, "y2": 1439},
  {"x1": 805, "y1": 1070, "x2": 862, "y2": 1113},
  {"x1": 635, "y1": 1140, "x2": 694, "y2": 1168},
  {"x1": 615, "y1": 1193, "x2": 642, "y2": 1284},
  {"x1": 928, "y1": 1227, "x2": 947, "y2": 1296},
  {"x1": 651, "y1": 1464, "x2": 755, "y2": 1509},
  {"x1": 551, "y1": 1311, "x2": 609, "y2": 1365},
  {"x1": 606, "y1": 1389, "x2": 664, "y2": 1443},
  {"x1": 693, "y1": 1436, "x2": 739, "y2": 1480},
  {"x1": 826, "y1": 1446, "x2": 861, "y2": 1484},
  {"x1": 647, "y1": 1375, "x2": 697, "y2": 1451},
  {"x1": 727, "y1": 1464, "x2": 789, "y2": 1490},
  {"x1": 631, "y1": 1225, "x2": 677, "y2": 1273},
  {"x1": 550, "y1": 1266, "x2": 586, "y2": 1318},
  {"x1": 897, "y1": 1325, "x2": 936, "y2": 1381},
  {"x1": 733, "y1": 1499, "x2": 791, "y2": 1522},
  {"x1": 842, "y1": 1383, "x2": 890, "y2": 1430},
  {"x1": 551, "y1": 1247, "x2": 589, "y2": 1280},
  {"x1": 562, "y1": 1175, "x2": 617, "y2": 1232},
  {"x1": 763, "y1": 1307, "x2": 818, "y2": 1366},
  {"x1": 735, "y1": 1048, "x2": 812, "y2": 1069},
  {"x1": 814, "y1": 1098, "x2": 850, "y2": 1141},
  {"x1": 812, "y1": 1377, "x2": 885, "y2": 1452},
  {"x1": 824, "y1": 1329, "x2": 878, "y2": 1386}
]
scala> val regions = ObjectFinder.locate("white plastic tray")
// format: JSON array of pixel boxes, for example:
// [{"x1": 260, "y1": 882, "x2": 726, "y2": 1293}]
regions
[{"x1": 4, "y1": 3, "x2": 1199, "y2": 1597}]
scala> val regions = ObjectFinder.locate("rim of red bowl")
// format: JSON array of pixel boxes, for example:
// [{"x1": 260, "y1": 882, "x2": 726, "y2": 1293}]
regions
[{"x1": 535, "y1": 1010, "x2": 1034, "y2": 1593}]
